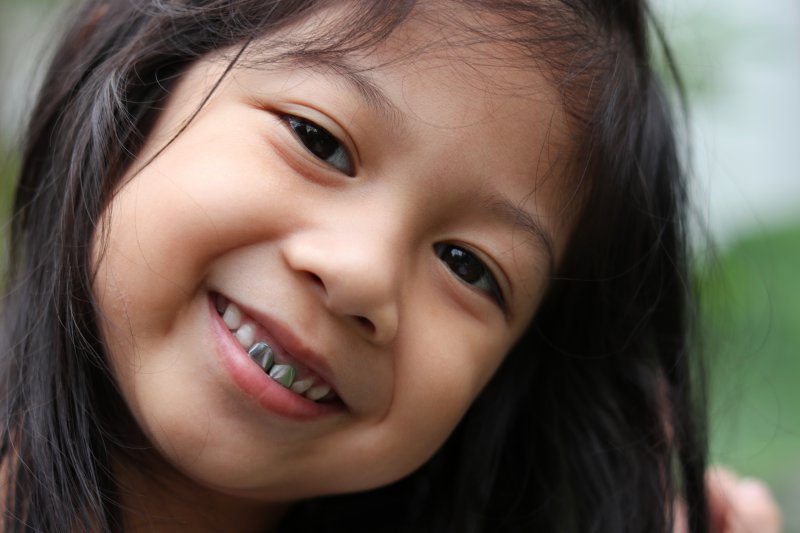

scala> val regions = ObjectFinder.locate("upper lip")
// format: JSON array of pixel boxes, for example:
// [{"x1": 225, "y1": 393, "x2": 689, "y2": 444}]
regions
[{"x1": 229, "y1": 297, "x2": 343, "y2": 404}]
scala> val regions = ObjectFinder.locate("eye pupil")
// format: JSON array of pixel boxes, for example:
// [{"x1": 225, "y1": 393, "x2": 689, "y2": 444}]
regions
[
  {"x1": 442, "y1": 246, "x2": 485, "y2": 283},
  {"x1": 292, "y1": 120, "x2": 339, "y2": 160},
  {"x1": 435, "y1": 243, "x2": 506, "y2": 311},
  {"x1": 285, "y1": 115, "x2": 353, "y2": 175}
]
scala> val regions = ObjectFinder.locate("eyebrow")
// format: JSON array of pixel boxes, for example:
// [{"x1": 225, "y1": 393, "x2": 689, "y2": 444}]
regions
[
  {"x1": 290, "y1": 56, "x2": 406, "y2": 132},
  {"x1": 485, "y1": 195, "x2": 556, "y2": 275}
]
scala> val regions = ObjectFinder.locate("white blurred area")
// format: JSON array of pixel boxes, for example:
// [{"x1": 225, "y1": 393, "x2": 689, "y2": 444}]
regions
[
  {"x1": 2, "y1": 0, "x2": 799, "y2": 243},
  {"x1": 658, "y1": 0, "x2": 800, "y2": 244},
  {"x1": 0, "y1": 0, "x2": 66, "y2": 153}
]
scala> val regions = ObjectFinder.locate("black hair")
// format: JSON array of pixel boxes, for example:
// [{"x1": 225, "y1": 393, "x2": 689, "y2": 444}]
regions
[{"x1": 0, "y1": 1, "x2": 706, "y2": 531}]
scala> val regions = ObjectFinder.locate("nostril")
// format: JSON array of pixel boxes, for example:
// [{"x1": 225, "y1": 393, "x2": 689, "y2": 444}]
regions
[
  {"x1": 355, "y1": 315, "x2": 376, "y2": 335},
  {"x1": 306, "y1": 272, "x2": 324, "y2": 288}
]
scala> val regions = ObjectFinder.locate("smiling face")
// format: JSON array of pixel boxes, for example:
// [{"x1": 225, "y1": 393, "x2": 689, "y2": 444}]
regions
[{"x1": 93, "y1": 5, "x2": 573, "y2": 505}]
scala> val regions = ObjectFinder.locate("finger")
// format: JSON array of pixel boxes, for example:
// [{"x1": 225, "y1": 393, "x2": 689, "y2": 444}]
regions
[{"x1": 726, "y1": 478, "x2": 782, "y2": 533}]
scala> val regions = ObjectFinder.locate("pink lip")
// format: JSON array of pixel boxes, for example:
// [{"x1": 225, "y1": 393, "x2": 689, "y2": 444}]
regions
[{"x1": 209, "y1": 294, "x2": 344, "y2": 420}]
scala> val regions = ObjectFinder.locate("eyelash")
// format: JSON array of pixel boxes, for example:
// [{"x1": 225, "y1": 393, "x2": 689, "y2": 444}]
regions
[
  {"x1": 434, "y1": 243, "x2": 507, "y2": 311},
  {"x1": 281, "y1": 114, "x2": 355, "y2": 176}
]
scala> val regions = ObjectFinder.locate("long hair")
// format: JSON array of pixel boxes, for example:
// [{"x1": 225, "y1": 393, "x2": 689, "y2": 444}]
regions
[{"x1": 0, "y1": 1, "x2": 706, "y2": 531}]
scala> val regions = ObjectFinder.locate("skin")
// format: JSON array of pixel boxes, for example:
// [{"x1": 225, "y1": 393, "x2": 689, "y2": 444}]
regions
[
  {"x1": 93, "y1": 5, "x2": 572, "y2": 531},
  {"x1": 705, "y1": 467, "x2": 783, "y2": 533}
]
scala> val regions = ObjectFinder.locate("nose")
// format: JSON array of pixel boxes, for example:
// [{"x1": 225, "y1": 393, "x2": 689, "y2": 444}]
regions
[{"x1": 282, "y1": 230, "x2": 401, "y2": 345}]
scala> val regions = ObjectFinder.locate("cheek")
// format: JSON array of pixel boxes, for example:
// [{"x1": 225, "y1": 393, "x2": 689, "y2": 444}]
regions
[
  {"x1": 90, "y1": 160, "x2": 228, "y2": 421},
  {"x1": 344, "y1": 315, "x2": 510, "y2": 489},
  {"x1": 92, "y1": 138, "x2": 260, "y2": 328}
]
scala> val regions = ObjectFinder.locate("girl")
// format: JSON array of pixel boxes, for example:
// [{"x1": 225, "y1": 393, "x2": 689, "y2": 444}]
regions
[{"x1": 0, "y1": 0, "x2": 723, "y2": 531}]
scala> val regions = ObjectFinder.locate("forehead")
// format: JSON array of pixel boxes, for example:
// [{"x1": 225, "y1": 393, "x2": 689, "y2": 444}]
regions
[
  {"x1": 261, "y1": 2, "x2": 566, "y2": 132},
  {"x1": 242, "y1": 2, "x2": 576, "y2": 250}
]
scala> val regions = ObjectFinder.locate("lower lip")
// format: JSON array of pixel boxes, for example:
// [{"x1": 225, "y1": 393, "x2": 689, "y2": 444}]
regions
[{"x1": 209, "y1": 296, "x2": 343, "y2": 420}]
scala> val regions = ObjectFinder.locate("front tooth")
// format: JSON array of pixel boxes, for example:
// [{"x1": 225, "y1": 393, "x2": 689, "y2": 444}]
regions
[
  {"x1": 268, "y1": 364, "x2": 295, "y2": 388},
  {"x1": 290, "y1": 377, "x2": 314, "y2": 394},
  {"x1": 248, "y1": 342, "x2": 274, "y2": 371},
  {"x1": 235, "y1": 323, "x2": 255, "y2": 348},
  {"x1": 222, "y1": 304, "x2": 242, "y2": 330},
  {"x1": 305, "y1": 384, "x2": 331, "y2": 401}
]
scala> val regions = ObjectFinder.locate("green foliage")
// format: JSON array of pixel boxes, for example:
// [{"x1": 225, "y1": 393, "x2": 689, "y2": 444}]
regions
[{"x1": 701, "y1": 221, "x2": 800, "y2": 530}]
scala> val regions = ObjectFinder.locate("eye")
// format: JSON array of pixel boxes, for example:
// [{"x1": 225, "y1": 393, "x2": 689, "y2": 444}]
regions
[
  {"x1": 435, "y1": 243, "x2": 506, "y2": 311},
  {"x1": 282, "y1": 114, "x2": 354, "y2": 176}
]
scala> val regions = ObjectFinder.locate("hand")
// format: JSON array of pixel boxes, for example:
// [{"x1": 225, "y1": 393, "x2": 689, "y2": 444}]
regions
[
  {"x1": 673, "y1": 466, "x2": 782, "y2": 533},
  {"x1": 706, "y1": 466, "x2": 782, "y2": 533}
]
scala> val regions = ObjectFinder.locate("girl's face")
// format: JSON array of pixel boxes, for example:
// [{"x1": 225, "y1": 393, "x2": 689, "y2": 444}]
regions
[{"x1": 94, "y1": 7, "x2": 571, "y2": 502}]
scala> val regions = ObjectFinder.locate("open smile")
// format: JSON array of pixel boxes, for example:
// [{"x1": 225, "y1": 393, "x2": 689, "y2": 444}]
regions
[{"x1": 210, "y1": 292, "x2": 346, "y2": 418}]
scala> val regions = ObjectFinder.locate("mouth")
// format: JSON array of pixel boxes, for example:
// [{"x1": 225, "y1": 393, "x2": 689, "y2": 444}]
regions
[{"x1": 213, "y1": 293, "x2": 343, "y2": 408}]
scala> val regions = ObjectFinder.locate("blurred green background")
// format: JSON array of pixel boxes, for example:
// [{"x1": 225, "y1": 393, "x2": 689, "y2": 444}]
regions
[
  {"x1": 1, "y1": 0, "x2": 799, "y2": 530},
  {"x1": 659, "y1": 1, "x2": 800, "y2": 530}
]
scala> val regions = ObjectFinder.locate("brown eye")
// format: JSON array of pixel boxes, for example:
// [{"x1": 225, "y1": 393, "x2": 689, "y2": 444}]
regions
[
  {"x1": 283, "y1": 115, "x2": 354, "y2": 176},
  {"x1": 435, "y1": 243, "x2": 506, "y2": 310}
]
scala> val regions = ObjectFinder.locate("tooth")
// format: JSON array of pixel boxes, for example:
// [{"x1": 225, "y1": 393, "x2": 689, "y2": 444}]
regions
[
  {"x1": 290, "y1": 377, "x2": 314, "y2": 394},
  {"x1": 304, "y1": 384, "x2": 331, "y2": 401},
  {"x1": 268, "y1": 364, "x2": 295, "y2": 388},
  {"x1": 222, "y1": 304, "x2": 242, "y2": 330},
  {"x1": 235, "y1": 323, "x2": 255, "y2": 348},
  {"x1": 248, "y1": 342, "x2": 274, "y2": 371}
]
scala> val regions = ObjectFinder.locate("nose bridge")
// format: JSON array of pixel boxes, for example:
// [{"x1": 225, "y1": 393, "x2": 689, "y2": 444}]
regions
[
  {"x1": 283, "y1": 204, "x2": 406, "y2": 344},
  {"x1": 329, "y1": 218, "x2": 402, "y2": 299}
]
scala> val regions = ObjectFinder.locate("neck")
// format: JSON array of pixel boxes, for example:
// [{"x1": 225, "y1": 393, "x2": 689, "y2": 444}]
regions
[{"x1": 114, "y1": 452, "x2": 291, "y2": 533}]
